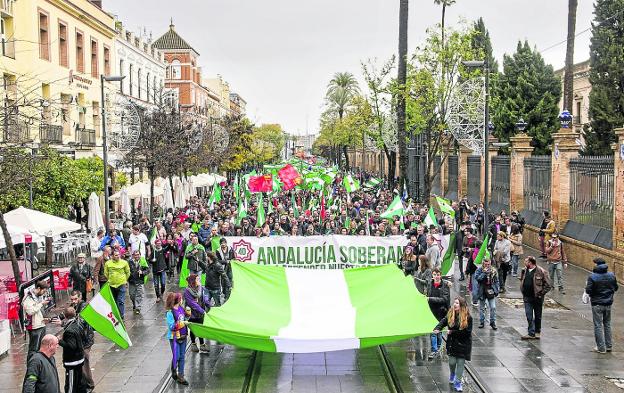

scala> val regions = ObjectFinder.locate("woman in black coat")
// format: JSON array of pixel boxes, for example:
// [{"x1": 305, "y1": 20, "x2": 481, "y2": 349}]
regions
[{"x1": 434, "y1": 296, "x2": 473, "y2": 392}]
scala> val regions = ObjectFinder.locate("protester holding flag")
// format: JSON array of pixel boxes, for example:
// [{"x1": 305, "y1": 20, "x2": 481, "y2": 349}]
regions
[
  {"x1": 165, "y1": 292, "x2": 190, "y2": 386},
  {"x1": 474, "y1": 258, "x2": 499, "y2": 330},
  {"x1": 184, "y1": 274, "x2": 210, "y2": 353},
  {"x1": 427, "y1": 268, "x2": 450, "y2": 359},
  {"x1": 104, "y1": 249, "x2": 131, "y2": 320},
  {"x1": 185, "y1": 234, "x2": 207, "y2": 277}
]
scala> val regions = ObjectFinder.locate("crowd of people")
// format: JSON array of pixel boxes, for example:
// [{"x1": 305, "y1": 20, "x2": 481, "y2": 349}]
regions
[{"x1": 19, "y1": 172, "x2": 619, "y2": 393}]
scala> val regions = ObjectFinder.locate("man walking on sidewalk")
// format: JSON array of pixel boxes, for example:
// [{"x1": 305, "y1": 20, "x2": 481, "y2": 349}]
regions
[
  {"x1": 545, "y1": 233, "x2": 567, "y2": 294},
  {"x1": 585, "y1": 258, "x2": 618, "y2": 354},
  {"x1": 520, "y1": 256, "x2": 552, "y2": 340}
]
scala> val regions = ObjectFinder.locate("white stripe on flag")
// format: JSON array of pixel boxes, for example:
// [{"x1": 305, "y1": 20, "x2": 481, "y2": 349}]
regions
[
  {"x1": 89, "y1": 291, "x2": 132, "y2": 345},
  {"x1": 273, "y1": 269, "x2": 358, "y2": 353}
]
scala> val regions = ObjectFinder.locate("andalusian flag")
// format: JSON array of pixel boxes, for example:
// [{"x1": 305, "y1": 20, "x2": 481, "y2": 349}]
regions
[
  {"x1": 234, "y1": 174, "x2": 240, "y2": 203},
  {"x1": 380, "y1": 196, "x2": 404, "y2": 219},
  {"x1": 363, "y1": 177, "x2": 381, "y2": 189},
  {"x1": 439, "y1": 233, "x2": 456, "y2": 276},
  {"x1": 256, "y1": 194, "x2": 266, "y2": 227},
  {"x1": 188, "y1": 262, "x2": 438, "y2": 353},
  {"x1": 236, "y1": 197, "x2": 247, "y2": 225},
  {"x1": 473, "y1": 235, "x2": 491, "y2": 266},
  {"x1": 208, "y1": 183, "x2": 222, "y2": 208},
  {"x1": 435, "y1": 196, "x2": 455, "y2": 218},
  {"x1": 291, "y1": 193, "x2": 299, "y2": 218},
  {"x1": 80, "y1": 284, "x2": 132, "y2": 349},
  {"x1": 424, "y1": 207, "x2": 437, "y2": 228},
  {"x1": 343, "y1": 174, "x2": 360, "y2": 193}
]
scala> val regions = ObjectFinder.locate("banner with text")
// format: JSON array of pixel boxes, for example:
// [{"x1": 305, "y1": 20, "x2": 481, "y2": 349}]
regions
[{"x1": 226, "y1": 235, "x2": 407, "y2": 269}]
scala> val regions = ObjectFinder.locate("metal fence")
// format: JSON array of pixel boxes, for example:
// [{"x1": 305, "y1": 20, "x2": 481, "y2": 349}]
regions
[
  {"x1": 564, "y1": 156, "x2": 614, "y2": 249},
  {"x1": 446, "y1": 155, "x2": 458, "y2": 201},
  {"x1": 490, "y1": 155, "x2": 510, "y2": 215},
  {"x1": 430, "y1": 156, "x2": 442, "y2": 196},
  {"x1": 467, "y1": 155, "x2": 481, "y2": 205},
  {"x1": 522, "y1": 156, "x2": 552, "y2": 227}
]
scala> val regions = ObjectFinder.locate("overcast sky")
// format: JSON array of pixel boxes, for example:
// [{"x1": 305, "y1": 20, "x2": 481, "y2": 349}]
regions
[{"x1": 106, "y1": 0, "x2": 594, "y2": 135}]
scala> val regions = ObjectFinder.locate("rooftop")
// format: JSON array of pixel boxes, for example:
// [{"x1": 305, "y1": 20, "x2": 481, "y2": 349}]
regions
[{"x1": 152, "y1": 21, "x2": 198, "y2": 54}]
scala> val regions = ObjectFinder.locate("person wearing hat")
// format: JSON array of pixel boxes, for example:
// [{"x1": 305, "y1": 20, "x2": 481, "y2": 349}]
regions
[
  {"x1": 545, "y1": 233, "x2": 567, "y2": 294},
  {"x1": 585, "y1": 258, "x2": 619, "y2": 353},
  {"x1": 70, "y1": 252, "x2": 93, "y2": 302}
]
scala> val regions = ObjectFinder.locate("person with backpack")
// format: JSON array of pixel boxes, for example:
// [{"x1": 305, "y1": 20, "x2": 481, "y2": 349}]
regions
[
  {"x1": 474, "y1": 257, "x2": 499, "y2": 330},
  {"x1": 585, "y1": 258, "x2": 619, "y2": 354}
]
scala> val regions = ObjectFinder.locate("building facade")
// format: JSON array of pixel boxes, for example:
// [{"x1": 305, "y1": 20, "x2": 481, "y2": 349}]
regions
[
  {"x1": 229, "y1": 92, "x2": 246, "y2": 116},
  {"x1": 554, "y1": 59, "x2": 591, "y2": 133},
  {"x1": 0, "y1": 0, "x2": 116, "y2": 158}
]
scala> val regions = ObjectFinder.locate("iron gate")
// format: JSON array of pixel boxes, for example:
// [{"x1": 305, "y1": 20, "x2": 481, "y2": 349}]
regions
[
  {"x1": 431, "y1": 156, "x2": 441, "y2": 196},
  {"x1": 467, "y1": 155, "x2": 481, "y2": 205},
  {"x1": 522, "y1": 156, "x2": 551, "y2": 227},
  {"x1": 490, "y1": 155, "x2": 510, "y2": 215},
  {"x1": 446, "y1": 155, "x2": 458, "y2": 201}
]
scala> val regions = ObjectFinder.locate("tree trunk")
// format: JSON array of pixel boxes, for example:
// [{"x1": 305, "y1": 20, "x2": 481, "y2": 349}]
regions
[
  {"x1": 149, "y1": 165, "x2": 155, "y2": 222},
  {"x1": 563, "y1": 0, "x2": 578, "y2": 114},
  {"x1": 45, "y1": 236, "x2": 53, "y2": 266},
  {"x1": 397, "y1": 0, "x2": 409, "y2": 195},
  {"x1": 0, "y1": 212, "x2": 22, "y2": 287},
  {"x1": 74, "y1": 202, "x2": 82, "y2": 226},
  {"x1": 342, "y1": 145, "x2": 350, "y2": 171}
]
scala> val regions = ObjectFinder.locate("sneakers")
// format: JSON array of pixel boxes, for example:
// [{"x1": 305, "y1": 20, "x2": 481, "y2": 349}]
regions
[
  {"x1": 478, "y1": 322, "x2": 484, "y2": 328},
  {"x1": 535, "y1": 333, "x2": 541, "y2": 339},
  {"x1": 190, "y1": 343, "x2": 199, "y2": 352},
  {"x1": 521, "y1": 334, "x2": 536, "y2": 340},
  {"x1": 449, "y1": 373, "x2": 455, "y2": 383},
  {"x1": 176, "y1": 375, "x2": 189, "y2": 385},
  {"x1": 428, "y1": 351, "x2": 438, "y2": 360},
  {"x1": 134, "y1": 309, "x2": 140, "y2": 315},
  {"x1": 200, "y1": 343, "x2": 210, "y2": 352},
  {"x1": 490, "y1": 323, "x2": 498, "y2": 330},
  {"x1": 606, "y1": 347, "x2": 612, "y2": 352},
  {"x1": 593, "y1": 347, "x2": 607, "y2": 354},
  {"x1": 156, "y1": 298, "x2": 161, "y2": 303},
  {"x1": 453, "y1": 380, "x2": 463, "y2": 391}
]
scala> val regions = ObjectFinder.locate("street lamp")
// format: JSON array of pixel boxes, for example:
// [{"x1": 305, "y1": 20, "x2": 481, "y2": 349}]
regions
[
  {"x1": 100, "y1": 74, "x2": 125, "y2": 232},
  {"x1": 462, "y1": 59, "x2": 490, "y2": 229}
]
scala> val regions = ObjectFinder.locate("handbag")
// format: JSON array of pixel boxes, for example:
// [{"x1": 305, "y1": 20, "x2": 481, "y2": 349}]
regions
[
  {"x1": 86, "y1": 278, "x2": 93, "y2": 293},
  {"x1": 485, "y1": 288, "x2": 496, "y2": 299}
]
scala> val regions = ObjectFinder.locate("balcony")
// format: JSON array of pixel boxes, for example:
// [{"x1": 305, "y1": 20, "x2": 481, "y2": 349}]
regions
[
  {"x1": 0, "y1": 0, "x2": 15, "y2": 16},
  {"x1": 2, "y1": 120, "x2": 31, "y2": 143},
  {"x1": 76, "y1": 127, "x2": 95, "y2": 146},
  {"x1": 39, "y1": 123, "x2": 63, "y2": 144}
]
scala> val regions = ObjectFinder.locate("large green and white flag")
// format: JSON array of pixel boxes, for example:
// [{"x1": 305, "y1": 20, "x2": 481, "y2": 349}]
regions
[
  {"x1": 188, "y1": 262, "x2": 438, "y2": 353},
  {"x1": 439, "y1": 233, "x2": 456, "y2": 276},
  {"x1": 256, "y1": 194, "x2": 266, "y2": 227},
  {"x1": 473, "y1": 234, "x2": 490, "y2": 266},
  {"x1": 343, "y1": 174, "x2": 360, "y2": 193},
  {"x1": 435, "y1": 196, "x2": 455, "y2": 218},
  {"x1": 80, "y1": 284, "x2": 132, "y2": 349},
  {"x1": 424, "y1": 206, "x2": 437, "y2": 228},
  {"x1": 363, "y1": 177, "x2": 381, "y2": 190},
  {"x1": 380, "y1": 195, "x2": 404, "y2": 219}
]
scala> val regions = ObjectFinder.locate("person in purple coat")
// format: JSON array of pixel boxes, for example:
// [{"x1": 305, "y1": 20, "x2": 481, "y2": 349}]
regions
[{"x1": 183, "y1": 274, "x2": 210, "y2": 353}]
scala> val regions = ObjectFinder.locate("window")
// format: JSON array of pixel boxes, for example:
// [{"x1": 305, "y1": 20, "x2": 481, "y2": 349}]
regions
[
  {"x1": 146, "y1": 72, "x2": 150, "y2": 102},
  {"x1": 119, "y1": 59, "x2": 124, "y2": 93},
  {"x1": 1, "y1": 17, "x2": 15, "y2": 59},
  {"x1": 137, "y1": 68, "x2": 142, "y2": 99},
  {"x1": 58, "y1": 22, "x2": 68, "y2": 67},
  {"x1": 76, "y1": 31, "x2": 84, "y2": 73},
  {"x1": 171, "y1": 60, "x2": 181, "y2": 79},
  {"x1": 90, "y1": 38, "x2": 98, "y2": 78},
  {"x1": 103, "y1": 46, "x2": 110, "y2": 76},
  {"x1": 129, "y1": 64, "x2": 133, "y2": 96},
  {"x1": 576, "y1": 101, "x2": 582, "y2": 124},
  {"x1": 153, "y1": 75, "x2": 158, "y2": 101},
  {"x1": 38, "y1": 11, "x2": 50, "y2": 61}
]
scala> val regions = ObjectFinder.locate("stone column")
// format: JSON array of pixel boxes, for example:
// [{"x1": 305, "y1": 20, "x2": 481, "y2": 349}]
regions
[
  {"x1": 509, "y1": 133, "x2": 534, "y2": 212},
  {"x1": 458, "y1": 146, "x2": 472, "y2": 198},
  {"x1": 612, "y1": 128, "x2": 624, "y2": 254},
  {"x1": 439, "y1": 138, "x2": 453, "y2": 196},
  {"x1": 480, "y1": 137, "x2": 499, "y2": 203},
  {"x1": 550, "y1": 129, "x2": 580, "y2": 230}
]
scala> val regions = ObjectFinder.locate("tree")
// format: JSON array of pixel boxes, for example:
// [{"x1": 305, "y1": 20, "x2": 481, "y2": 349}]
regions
[
  {"x1": 584, "y1": 0, "x2": 624, "y2": 155},
  {"x1": 397, "y1": 0, "x2": 409, "y2": 191},
  {"x1": 249, "y1": 124, "x2": 286, "y2": 164},
  {"x1": 325, "y1": 72, "x2": 360, "y2": 170},
  {"x1": 434, "y1": 0, "x2": 456, "y2": 49},
  {"x1": 563, "y1": 0, "x2": 579, "y2": 113},
  {"x1": 490, "y1": 41, "x2": 561, "y2": 154},
  {"x1": 471, "y1": 17, "x2": 498, "y2": 73},
  {"x1": 220, "y1": 114, "x2": 255, "y2": 172}
]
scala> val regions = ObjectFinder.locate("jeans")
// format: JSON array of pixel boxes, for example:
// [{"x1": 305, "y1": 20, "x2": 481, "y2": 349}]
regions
[
  {"x1": 207, "y1": 289, "x2": 222, "y2": 306},
  {"x1": 169, "y1": 338, "x2": 186, "y2": 376},
  {"x1": 27, "y1": 326, "x2": 46, "y2": 362},
  {"x1": 523, "y1": 297, "x2": 544, "y2": 336},
  {"x1": 82, "y1": 347, "x2": 94, "y2": 389},
  {"x1": 479, "y1": 297, "x2": 496, "y2": 324},
  {"x1": 448, "y1": 356, "x2": 465, "y2": 382},
  {"x1": 511, "y1": 254, "x2": 520, "y2": 275},
  {"x1": 110, "y1": 285, "x2": 127, "y2": 320},
  {"x1": 188, "y1": 316, "x2": 205, "y2": 345},
  {"x1": 539, "y1": 236, "x2": 545, "y2": 256},
  {"x1": 471, "y1": 275, "x2": 479, "y2": 304},
  {"x1": 128, "y1": 282, "x2": 144, "y2": 311},
  {"x1": 430, "y1": 332, "x2": 442, "y2": 352},
  {"x1": 153, "y1": 271, "x2": 167, "y2": 298},
  {"x1": 548, "y1": 261, "x2": 564, "y2": 289},
  {"x1": 591, "y1": 304, "x2": 612, "y2": 351}
]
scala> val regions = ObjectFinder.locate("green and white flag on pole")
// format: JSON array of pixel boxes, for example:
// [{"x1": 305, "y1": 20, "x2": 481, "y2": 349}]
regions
[
  {"x1": 188, "y1": 262, "x2": 438, "y2": 353},
  {"x1": 439, "y1": 233, "x2": 456, "y2": 276},
  {"x1": 236, "y1": 197, "x2": 248, "y2": 226},
  {"x1": 343, "y1": 174, "x2": 360, "y2": 193},
  {"x1": 473, "y1": 235, "x2": 491, "y2": 266},
  {"x1": 291, "y1": 193, "x2": 299, "y2": 218},
  {"x1": 424, "y1": 207, "x2": 437, "y2": 228},
  {"x1": 435, "y1": 196, "x2": 455, "y2": 218},
  {"x1": 80, "y1": 283, "x2": 132, "y2": 349},
  {"x1": 256, "y1": 194, "x2": 266, "y2": 227},
  {"x1": 380, "y1": 195, "x2": 404, "y2": 219},
  {"x1": 363, "y1": 177, "x2": 381, "y2": 190},
  {"x1": 208, "y1": 183, "x2": 222, "y2": 209}
]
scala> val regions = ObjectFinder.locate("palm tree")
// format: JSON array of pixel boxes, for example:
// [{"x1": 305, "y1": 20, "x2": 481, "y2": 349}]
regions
[
  {"x1": 397, "y1": 0, "x2": 408, "y2": 192},
  {"x1": 563, "y1": 0, "x2": 578, "y2": 115},
  {"x1": 325, "y1": 72, "x2": 360, "y2": 170},
  {"x1": 434, "y1": 0, "x2": 456, "y2": 48}
]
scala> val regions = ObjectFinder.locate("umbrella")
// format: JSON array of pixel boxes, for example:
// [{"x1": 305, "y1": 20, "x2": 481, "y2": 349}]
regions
[
  {"x1": 174, "y1": 178, "x2": 187, "y2": 208},
  {"x1": 4, "y1": 206, "x2": 81, "y2": 237},
  {"x1": 187, "y1": 177, "x2": 197, "y2": 198},
  {"x1": 120, "y1": 187, "x2": 132, "y2": 216},
  {"x1": 162, "y1": 180, "x2": 174, "y2": 211},
  {"x1": 0, "y1": 224, "x2": 43, "y2": 249},
  {"x1": 87, "y1": 192, "x2": 104, "y2": 231},
  {"x1": 194, "y1": 174, "x2": 215, "y2": 187},
  {"x1": 110, "y1": 182, "x2": 163, "y2": 200}
]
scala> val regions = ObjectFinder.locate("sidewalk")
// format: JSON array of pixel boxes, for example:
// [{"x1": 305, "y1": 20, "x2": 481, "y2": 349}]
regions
[
  {"x1": 456, "y1": 246, "x2": 623, "y2": 393},
  {"x1": 0, "y1": 276, "x2": 177, "y2": 393}
]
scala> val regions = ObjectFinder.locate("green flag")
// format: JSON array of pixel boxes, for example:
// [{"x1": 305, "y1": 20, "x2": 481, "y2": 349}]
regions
[
  {"x1": 473, "y1": 235, "x2": 491, "y2": 266},
  {"x1": 380, "y1": 196, "x2": 404, "y2": 219},
  {"x1": 291, "y1": 193, "x2": 299, "y2": 218},
  {"x1": 435, "y1": 196, "x2": 455, "y2": 218},
  {"x1": 208, "y1": 184, "x2": 222, "y2": 208},
  {"x1": 343, "y1": 174, "x2": 360, "y2": 193},
  {"x1": 344, "y1": 216, "x2": 351, "y2": 230},
  {"x1": 363, "y1": 177, "x2": 381, "y2": 189},
  {"x1": 234, "y1": 174, "x2": 240, "y2": 204},
  {"x1": 424, "y1": 207, "x2": 437, "y2": 228},
  {"x1": 440, "y1": 233, "x2": 456, "y2": 276},
  {"x1": 236, "y1": 197, "x2": 248, "y2": 225},
  {"x1": 256, "y1": 194, "x2": 266, "y2": 227},
  {"x1": 80, "y1": 283, "x2": 132, "y2": 349}
]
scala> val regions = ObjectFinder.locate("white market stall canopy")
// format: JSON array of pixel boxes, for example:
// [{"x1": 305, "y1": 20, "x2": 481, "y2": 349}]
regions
[
  {"x1": 110, "y1": 182, "x2": 163, "y2": 201},
  {"x1": 4, "y1": 207, "x2": 81, "y2": 238},
  {"x1": 0, "y1": 224, "x2": 43, "y2": 249}
]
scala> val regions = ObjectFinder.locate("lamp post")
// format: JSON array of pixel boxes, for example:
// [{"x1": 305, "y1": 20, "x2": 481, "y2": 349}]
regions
[
  {"x1": 100, "y1": 74, "x2": 125, "y2": 233},
  {"x1": 462, "y1": 59, "x2": 490, "y2": 229}
]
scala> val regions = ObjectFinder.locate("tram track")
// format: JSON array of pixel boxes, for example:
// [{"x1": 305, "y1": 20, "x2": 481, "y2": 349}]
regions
[
  {"x1": 241, "y1": 350, "x2": 261, "y2": 393},
  {"x1": 378, "y1": 344, "x2": 404, "y2": 393}
]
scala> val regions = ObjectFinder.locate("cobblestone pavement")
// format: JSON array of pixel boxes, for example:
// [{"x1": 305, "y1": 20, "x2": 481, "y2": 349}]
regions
[{"x1": 1, "y1": 246, "x2": 621, "y2": 392}]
